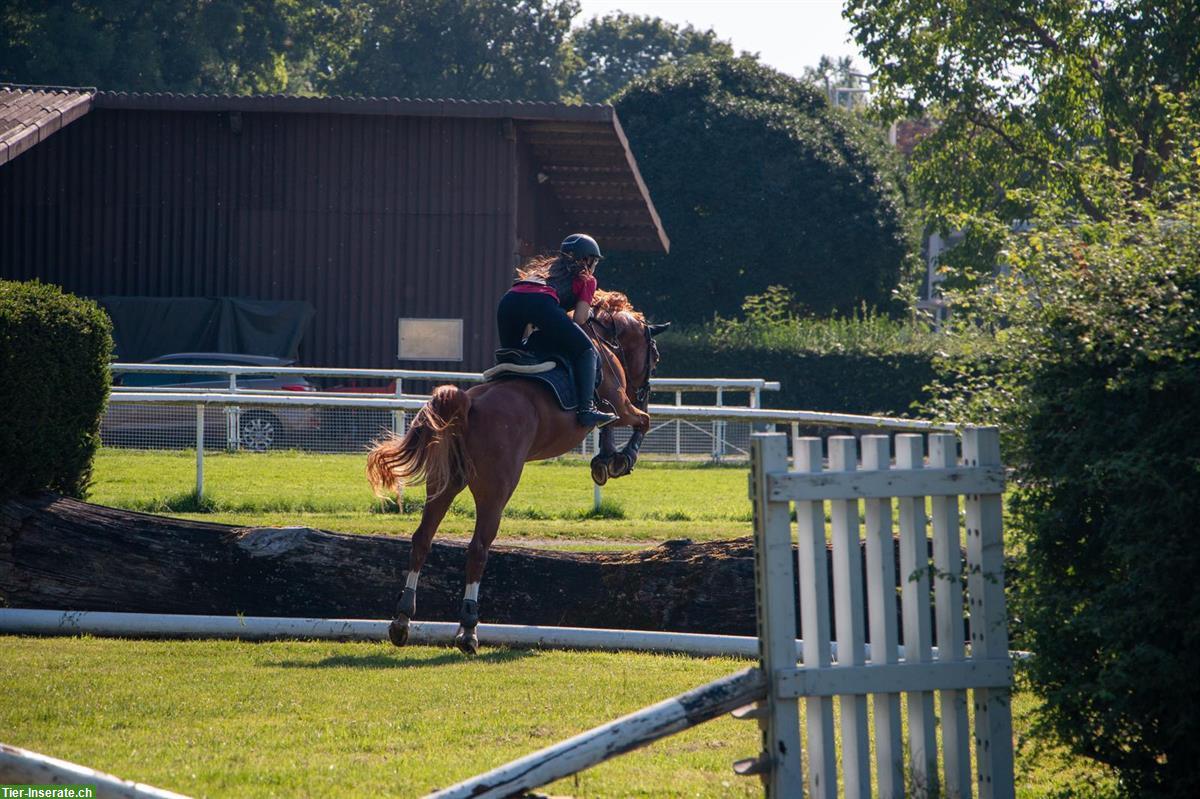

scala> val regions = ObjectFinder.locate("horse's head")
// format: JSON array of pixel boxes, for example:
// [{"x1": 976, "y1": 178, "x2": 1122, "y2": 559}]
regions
[{"x1": 590, "y1": 291, "x2": 669, "y2": 410}]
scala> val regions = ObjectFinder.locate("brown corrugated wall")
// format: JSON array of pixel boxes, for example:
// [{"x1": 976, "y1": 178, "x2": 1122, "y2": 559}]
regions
[{"x1": 0, "y1": 108, "x2": 519, "y2": 370}]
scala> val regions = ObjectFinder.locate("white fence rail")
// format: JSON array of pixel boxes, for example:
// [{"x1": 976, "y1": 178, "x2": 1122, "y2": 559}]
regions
[
  {"x1": 108, "y1": 363, "x2": 781, "y2": 459},
  {"x1": 102, "y1": 390, "x2": 954, "y2": 504},
  {"x1": 110, "y1": 361, "x2": 781, "y2": 392},
  {"x1": 0, "y1": 742, "x2": 190, "y2": 799},
  {"x1": 748, "y1": 429, "x2": 1014, "y2": 798}
]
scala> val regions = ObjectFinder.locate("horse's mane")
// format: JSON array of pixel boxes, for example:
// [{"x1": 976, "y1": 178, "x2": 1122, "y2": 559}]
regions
[{"x1": 592, "y1": 289, "x2": 645, "y2": 321}]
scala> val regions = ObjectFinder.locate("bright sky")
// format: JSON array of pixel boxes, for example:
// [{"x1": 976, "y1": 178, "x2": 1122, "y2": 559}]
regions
[{"x1": 573, "y1": 0, "x2": 865, "y2": 80}]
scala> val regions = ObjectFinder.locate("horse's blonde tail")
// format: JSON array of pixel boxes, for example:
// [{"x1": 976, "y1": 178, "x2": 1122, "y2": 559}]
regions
[{"x1": 366, "y1": 385, "x2": 474, "y2": 500}]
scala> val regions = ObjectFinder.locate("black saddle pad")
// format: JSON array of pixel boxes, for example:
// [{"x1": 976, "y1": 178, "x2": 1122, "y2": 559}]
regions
[
  {"x1": 490, "y1": 362, "x2": 579, "y2": 410},
  {"x1": 486, "y1": 335, "x2": 598, "y2": 412}
]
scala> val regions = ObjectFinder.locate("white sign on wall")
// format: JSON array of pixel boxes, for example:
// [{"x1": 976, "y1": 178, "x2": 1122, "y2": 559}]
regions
[{"x1": 398, "y1": 318, "x2": 464, "y2": 361}]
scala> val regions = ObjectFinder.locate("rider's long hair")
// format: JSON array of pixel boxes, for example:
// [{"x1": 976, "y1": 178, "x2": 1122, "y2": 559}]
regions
[
  {"x1": 515, "y1": 254, "x2": 582, "y2": 283},
  {"x1": 366, "y1": 385, "x2": 474, "y2": 500}
]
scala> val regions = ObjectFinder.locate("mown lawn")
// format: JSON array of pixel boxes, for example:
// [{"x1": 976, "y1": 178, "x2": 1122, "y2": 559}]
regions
[
  {"x1": 0, "y1": 637, "x2": 1117, "y2": 799},
  {"x1": 18, "y1": 450, "x2": 1121, "y2": 797},
  {"x1": 89, "y1": 449, "x2": 753, "y2": 544}
]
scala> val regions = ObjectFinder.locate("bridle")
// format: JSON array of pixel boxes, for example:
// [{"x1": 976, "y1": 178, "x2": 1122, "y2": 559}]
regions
[{"x1": 588, "y1": 311, "x2": 658, "y2": 410}]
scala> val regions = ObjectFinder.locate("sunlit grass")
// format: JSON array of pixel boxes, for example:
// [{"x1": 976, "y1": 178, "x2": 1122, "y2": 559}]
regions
[
  {"x1": 0, "y1": 637, "x2": 1117, "y2": 799},
  {"x1": 89, "y1": 449, "x2": 753, "y2": 542}
]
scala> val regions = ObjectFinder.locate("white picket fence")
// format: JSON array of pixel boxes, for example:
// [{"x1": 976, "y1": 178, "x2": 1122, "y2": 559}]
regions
[
  {"x1": 413, "y1": 428, "x2": 1013, "y2": 799},
  {"x1": 749, "y1": 428, "x2": 1014, "y2": 799}
]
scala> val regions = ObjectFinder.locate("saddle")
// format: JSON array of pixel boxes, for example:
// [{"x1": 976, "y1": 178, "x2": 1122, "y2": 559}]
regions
[{"x1": 483, "y1": 334, "x2": 600, "y2": 412}]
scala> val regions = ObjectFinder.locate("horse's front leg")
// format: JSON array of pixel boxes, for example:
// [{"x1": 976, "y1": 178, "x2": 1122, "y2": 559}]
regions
[
  {"x1": 609, "y1": 427, "x2": 646, "y2": 478},
  {"x1": 590, "y1": 425, "x2": 618, "y2": 486},
  {"x1": 603, "y1": 396, "x2": 651, "y2": 479},
  {"x1": 390, "y1": 480, "x2": 463, "y2": 646}
]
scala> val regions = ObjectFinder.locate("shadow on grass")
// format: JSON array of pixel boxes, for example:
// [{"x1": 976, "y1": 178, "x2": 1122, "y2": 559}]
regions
[{"x1": 268, "y1": 647, "x2": 537, "y2": 670}]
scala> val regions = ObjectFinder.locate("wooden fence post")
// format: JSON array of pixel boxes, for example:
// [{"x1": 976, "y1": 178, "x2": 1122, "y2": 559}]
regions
[
  {"x1": 862, "y1": 435, "x2": 904, "y2": 797},
  {"x1": 829, "y1": 436, "x2": 870, "y2": 798},
  {"x1": 897, "y1": 434, "x2": 938, "y2": 795},
  {"x1": 930, "y1": 432, "x2": 973, "y2": 797},
  {"x1": 750, "y1": 433, "x2": 804, "y2": 797},
  {"x1": 794, "y1": 436, "x2": 838, "y2": 799},
  {"x1": 963, "y1": 427, "x2": 1015, "y2": 799}
]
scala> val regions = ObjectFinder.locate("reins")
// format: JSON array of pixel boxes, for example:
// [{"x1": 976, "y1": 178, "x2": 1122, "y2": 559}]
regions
[{"x1": 587, "y1": 311, "x2": 657, "y2": 410}]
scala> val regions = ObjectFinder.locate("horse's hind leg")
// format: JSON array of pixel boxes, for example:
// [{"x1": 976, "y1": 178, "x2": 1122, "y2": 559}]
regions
[
  {"x1": 389, "y1": 482, "x2": 463, "y2": 647},
  {"x1": 455, "y1": 475, "x2": 519, "y2": 655}
]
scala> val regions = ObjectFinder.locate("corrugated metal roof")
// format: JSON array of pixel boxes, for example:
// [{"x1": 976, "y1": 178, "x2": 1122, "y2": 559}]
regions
[
  {"x1": 0, "y1": 85, "x2": 94, "y2": 167},
  {"x1": 94, "y1": 91, "x2": 668, "y2": 253},
  {"x1": 94, "y1": 91, "x2": 615, "y2": 120}
]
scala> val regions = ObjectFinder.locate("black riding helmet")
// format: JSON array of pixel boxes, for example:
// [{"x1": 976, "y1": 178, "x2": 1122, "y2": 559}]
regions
[{"x1": 560, "y1": 233, "x2": 603, "y2": 264}]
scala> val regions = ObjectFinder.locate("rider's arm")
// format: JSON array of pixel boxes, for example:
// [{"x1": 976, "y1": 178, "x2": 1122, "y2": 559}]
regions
[
  {"x1": 570, "y1": 272, "x2": 597, "y2": 325},
  {"x1": 570, "y1": 299, "x2": 591, "y2": 325}
]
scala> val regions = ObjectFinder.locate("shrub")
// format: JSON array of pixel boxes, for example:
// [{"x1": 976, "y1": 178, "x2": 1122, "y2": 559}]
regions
[
  {"x1": 0, "y1": 280, "x2": 113, "y2": 500},
  {"x1": 925, "y1": 188, "x2": 1200, "y2": 795},
  {"x1": 607, "y1": 57, "x2": 916, "y2": 324},
  {"x1": 657, "y1": 289, "x2": 958, "y2": 416}
]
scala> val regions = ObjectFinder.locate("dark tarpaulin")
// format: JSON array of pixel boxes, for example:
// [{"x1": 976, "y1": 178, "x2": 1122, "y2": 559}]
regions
[{"x1": 98, "y1": 297, "x2": 314, "y2": 362}]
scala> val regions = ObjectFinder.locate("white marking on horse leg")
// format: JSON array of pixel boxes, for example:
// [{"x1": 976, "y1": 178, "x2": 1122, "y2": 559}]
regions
[
  {"x1": 464, "y1": 582, "x2": 480, "y2": 601},
  {"x1": 405, "y1": 571, "x2": 420, "y2": 590}
]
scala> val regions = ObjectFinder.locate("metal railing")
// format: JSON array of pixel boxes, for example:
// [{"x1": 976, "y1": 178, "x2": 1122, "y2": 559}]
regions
[
  {"x1": 108, "y1": 363, "x2": 781, "y2": 460},
  {"x1": 103, "y1": 390, "x2": 952, "y2": 505}
]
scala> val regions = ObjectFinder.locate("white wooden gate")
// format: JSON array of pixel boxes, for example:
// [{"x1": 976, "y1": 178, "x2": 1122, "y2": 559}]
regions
[{"x1": 748, "y1": 429, "x2": 1014, "y2": 799}]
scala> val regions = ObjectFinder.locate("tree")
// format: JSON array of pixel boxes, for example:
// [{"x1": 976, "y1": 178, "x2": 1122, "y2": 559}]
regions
[
  {"x1": 565, "y1": 12, "x2": 733, "y2": 103},
  {"x1": 312, "y1": 0, "x2": 580, "y2": 101},
  {"x1": 846, "y1": 0, "x2": 1200, "y2": 226},
  {"x1": 604, "y1": 57, "x2": 914, "y2": 324},
  {"x1": 0, "y1": 0, "x2": 304, "y2": 93},
  {"x1": 924, "y1": 104, "x2": 1200, "y2": 796}
]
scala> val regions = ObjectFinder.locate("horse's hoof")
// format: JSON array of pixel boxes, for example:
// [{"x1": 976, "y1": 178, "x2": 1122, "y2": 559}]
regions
[
  {"x1": 609, "y1": 452, "x2": 634, "y2": 478},
  {"x1": 388, "y1": 616, "x2": 410, "y2": 647},
  {"x1": 454, "y1": 626, "x2": 479, "y2": 656},
  {"x1": 590, "y1": 456, "x2": 610, "y2": 486}
]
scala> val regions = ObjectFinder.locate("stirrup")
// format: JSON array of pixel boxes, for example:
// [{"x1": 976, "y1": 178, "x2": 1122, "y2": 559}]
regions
[{"x1": 577, "y1": 408, "x2": 618, "y2": 429}]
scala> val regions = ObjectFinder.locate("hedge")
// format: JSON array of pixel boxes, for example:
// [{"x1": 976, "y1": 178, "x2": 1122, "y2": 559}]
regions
[
  {"x1": 0, "y1": 280, "x2": 113, "y2": 500},
  {"x1": 656, "y1": 334, "x2": 935, "y2": 417}
]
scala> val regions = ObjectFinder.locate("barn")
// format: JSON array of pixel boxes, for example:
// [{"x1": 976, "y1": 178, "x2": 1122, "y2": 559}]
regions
[{"x1": 0, "y1": 85, "x2": 668, "y2": 371}]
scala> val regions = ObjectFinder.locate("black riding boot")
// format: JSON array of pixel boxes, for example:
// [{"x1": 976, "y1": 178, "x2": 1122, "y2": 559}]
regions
[{"x1": 574, "y1": 350, "x2": 618, "y2": 428}]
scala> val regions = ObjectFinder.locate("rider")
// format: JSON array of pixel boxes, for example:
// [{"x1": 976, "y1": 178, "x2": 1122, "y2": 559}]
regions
[{"x1": 498, "y1": 233, "x2": 619, "y2": 429}]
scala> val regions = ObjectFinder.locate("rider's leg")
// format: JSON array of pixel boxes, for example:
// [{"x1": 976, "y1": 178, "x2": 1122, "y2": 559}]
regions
[
  {"x1": 522, "y1": 300, "x2": 618, "y2": 428},
  {"x1": 497, "y1": 291, "x2": 537, "y2": 349},
  {"x1": 571, "y1": 349, "x2": 618, "y2": 428}
]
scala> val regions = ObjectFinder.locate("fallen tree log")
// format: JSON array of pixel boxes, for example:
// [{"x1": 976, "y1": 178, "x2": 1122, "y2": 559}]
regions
[
  {"x1": 0, "y1": 494, "x2": 767, "y2": 635},
  {"x1": 0, "y1": 494, "x2": 956, "y2": 639}
]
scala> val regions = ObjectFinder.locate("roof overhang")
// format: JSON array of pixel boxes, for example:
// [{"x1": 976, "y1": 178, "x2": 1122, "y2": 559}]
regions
[
  {"x1": 93, "y1": 92, "x2": 669, "y2": 254},
  {"x1": 516, "y1": 113, "x2": 668, "y2": 253},
  {"x1": 0, "y1": 85, "x2": 94, "y2": 167}
]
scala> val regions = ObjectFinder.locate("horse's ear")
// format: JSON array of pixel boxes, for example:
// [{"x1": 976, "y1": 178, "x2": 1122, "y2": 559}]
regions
[{"x1": 648, "y1": 322, "x2": 671, "y2": 337}]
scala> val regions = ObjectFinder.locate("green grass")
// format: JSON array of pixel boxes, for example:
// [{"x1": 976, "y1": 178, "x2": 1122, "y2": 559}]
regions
[
  {"x1": 0, "y1": 637, "x2": 1117, "y2": 798},
  {"x1": 88, "y1": 449, "x2": 754, "y2": 544}
]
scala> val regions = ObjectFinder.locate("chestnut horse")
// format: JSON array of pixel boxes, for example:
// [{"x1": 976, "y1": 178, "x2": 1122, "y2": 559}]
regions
[{"x1": 366, "y1": 291, "x2": 667, "y2": 653}]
